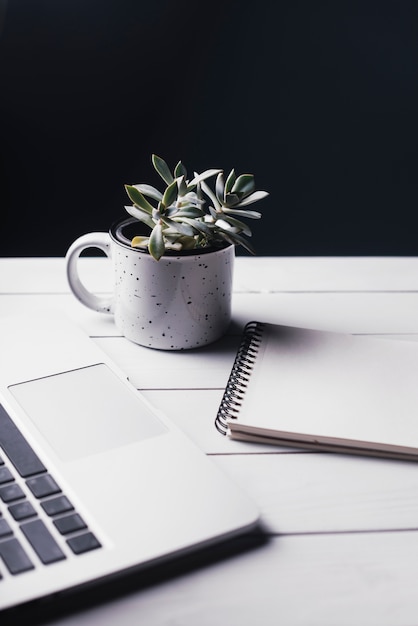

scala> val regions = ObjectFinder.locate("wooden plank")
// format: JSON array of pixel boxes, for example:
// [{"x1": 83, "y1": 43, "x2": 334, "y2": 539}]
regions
[
  {"x1": 3, "y1": 293, "x2": 418, "y2": 397},
  {"x1": 231, "y1": 291, "x2": 418, "y2": 334},
  {"x1": 234, "y1": 256, "x2": 418, "y2": 292},
  {"x1": 0, "y1": 258, "x2": 113, "y2": 294},
  {"x1": 93, "y1": 337, "x2": 241, "y2": 390},
  {"x1": 30, "y1": 531, "x2": 418, "y2": 626},
  {"x1": 0, "y1": 294, "x2": 121, "y2": 335},
  {"x1": 3, "y1": 256, "x2": 418, "y2": 294},
  {"x1": 4, "y1": 292, "x2": 418, "y2": 337},
  {"x1": 212, "y1": 452, "x2": 418, "y2": 534}
]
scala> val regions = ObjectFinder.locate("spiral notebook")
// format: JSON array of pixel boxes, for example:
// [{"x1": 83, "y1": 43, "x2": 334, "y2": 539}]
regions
[{"x1": 215, "y1": 321, "x2": 418, "y2": 460}]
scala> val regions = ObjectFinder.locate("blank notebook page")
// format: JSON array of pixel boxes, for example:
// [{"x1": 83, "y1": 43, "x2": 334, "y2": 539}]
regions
[{"x1": 234, "y1": 324, "x2": 418, "y2": 452}]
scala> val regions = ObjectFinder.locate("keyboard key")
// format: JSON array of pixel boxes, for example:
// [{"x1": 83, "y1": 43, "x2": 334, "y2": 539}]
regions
[
  {"x1": 41, "y1": 495, "x2": 74, "y2": 517},
  {"x1": 8, "y1": 501, "x2": 37, "y2": 521},
  {"x1": 0, "y1": 518, "x2": 13, "y2": 537},
  {"x1": 20, "y1": 519, "x2": 66, "y2": 565},
  {"x1": 0, "y1": 404, "x2": 46, "y2": 477},
  {"x1": 0, "y1": 467, "x2": 14, "y2": 484},
  {"x1": 26, "y1": 474, "x2": 61, "y2": 499},
  {"x1": 0, "y1": 537, "x2": 34, "y2": 574},
  {"x1": 0, "y1": 483, "x2": 25, "y2": 503},
  {"x1": 53, "y1": 513, "x2": 86, "y2": 535},
  {"x1": 67, "y1": 532, "x2": 101, "y2": 555}
]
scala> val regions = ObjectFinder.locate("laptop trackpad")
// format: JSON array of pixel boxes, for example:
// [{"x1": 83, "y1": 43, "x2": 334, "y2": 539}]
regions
[{"x1": 9, "y1": 364, "x2": 167, "y2": 462}]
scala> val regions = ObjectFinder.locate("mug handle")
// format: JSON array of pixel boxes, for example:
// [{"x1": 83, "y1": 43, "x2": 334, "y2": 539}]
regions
[{"x1": 65, "y1": 233, "x2": 114, "y2": 314}]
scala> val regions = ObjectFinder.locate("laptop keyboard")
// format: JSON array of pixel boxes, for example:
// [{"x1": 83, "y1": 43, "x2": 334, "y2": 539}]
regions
[{"x1": 0, "y1": 404, "x2": 101, "y2": 578}]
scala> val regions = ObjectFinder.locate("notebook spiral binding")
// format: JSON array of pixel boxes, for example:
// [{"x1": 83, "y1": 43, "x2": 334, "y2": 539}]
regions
[{"x1": 215, "y1": 321, "x2": 265, "y2": 435}]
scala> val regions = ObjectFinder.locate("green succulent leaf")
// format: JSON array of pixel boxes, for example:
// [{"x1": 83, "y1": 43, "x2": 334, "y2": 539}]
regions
[
  {"x1": 174, "y1": 161, "x2": 187, "y2": 179},
  {"x1": 125, "y1": 185, "x2": 155, "y2": 213},
  {"x1": 225, "y1": 169, "x2": 236, "y2": 194},
  {"x1": 218, "y1": 214, "x2": 252, "y2": 236},
  {"x1": 178, "y1": 192, "x2": 204, "y2": 206},
  {"x1": 131, "y1": 236, "x2": 149, "y2": 249},
  {"x1": 215, "y1": 172, "x2": 225, "y2": 204},
  {"x1": 233, "y1": 190, "x2": 269, "y2": 207},
  {"x1": 174, "y1": 235, "x2": 198, "y2": 250},
  {"x1": 149, "y1": 222, "x2": 165, "y2": 260},
  {"x1": 221, "y1": 207, "x2": 262, "y2": 219},
  {"x1": 218, "y1": 229, "x2": 256, "y2": 255},
  {"x1": 231, "y1": 174, "x2": 255, "y2": 198},
  {"x1": 188, "y1": 169, "x2": 222, "y2": 188},
  {"x1": 165, "y1": 205, "x2": 179, "y2": 217},
  {"x1": 176, "y1": 175, "x2": 188, "y2": 197},
  {"x1": 132, "y1": 184, "x2": 163, "y2": 203},
  {"x1": 161, "y1": 179, "x2": 178, "y2": 208},
  {"x1": 174, "y1": 207, "x2": 205, "y2": 218},
  {"x1": 152, "y1": 154, "x2": 174, "y2": 185},
  {"x1": 200, "y1": 179, "x2": 221, "y2": 210},
  {"x1": 181, "y1": 218, "x2": 215, "y2": 235},
  {"x1": 124, "y1": 205, "x2": 155, "y2": 229},
  {"x1": 223, "y1": 193, "x2": 241, "y2": 208},
  {"x1": 161, "y1": 216, "x2": 196, "y2": 236},
  {"x1": 208, "y1": 206, "x2": 217, "y2": 220}
]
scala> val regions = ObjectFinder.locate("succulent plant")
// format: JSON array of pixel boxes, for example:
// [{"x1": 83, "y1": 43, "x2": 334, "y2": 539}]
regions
[{"x1": 124, "y1": 154, "x2": 269, "y2": 260}]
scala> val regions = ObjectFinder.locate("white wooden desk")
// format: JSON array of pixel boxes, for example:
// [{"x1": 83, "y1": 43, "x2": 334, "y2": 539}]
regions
[{"x1": 2, "y1": 256, "x2": 418, "y2": 626}]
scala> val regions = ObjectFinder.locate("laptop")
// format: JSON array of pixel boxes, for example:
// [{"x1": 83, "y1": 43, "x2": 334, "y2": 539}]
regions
[{"x1": 0, "y1": 311, "x2": 259, "y2": 612}]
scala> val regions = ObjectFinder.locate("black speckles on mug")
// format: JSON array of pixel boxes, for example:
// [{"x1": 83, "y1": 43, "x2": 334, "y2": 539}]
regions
[{"x1": 112, "y1": 238, "x2": 234, "y2": 350}]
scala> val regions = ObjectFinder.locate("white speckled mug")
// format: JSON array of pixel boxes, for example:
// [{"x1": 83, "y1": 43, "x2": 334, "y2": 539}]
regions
[{"x1": 65, "y1": 218, "x2": 234, "y2": 350}]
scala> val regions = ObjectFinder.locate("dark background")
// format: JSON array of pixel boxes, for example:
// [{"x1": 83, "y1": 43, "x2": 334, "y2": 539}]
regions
[{"x1": 1, "y1": 0, "x2": 418, "y2": 257}]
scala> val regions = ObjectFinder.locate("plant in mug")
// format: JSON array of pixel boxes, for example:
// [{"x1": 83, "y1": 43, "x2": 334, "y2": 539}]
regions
[
  {"x1": 66, "y1": 154, "x2": 269, "y2": 349},
  {"x1": 124, "y1": 154, "x2": 269, "y2": 260}
]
